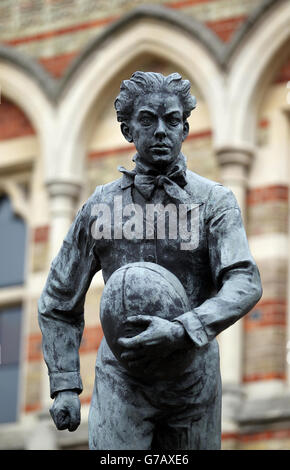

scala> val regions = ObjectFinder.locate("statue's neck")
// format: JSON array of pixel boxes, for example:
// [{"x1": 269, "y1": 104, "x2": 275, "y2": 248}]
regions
[{"x1": 133, "y1": 153, "x2": 185, "y2": 176}]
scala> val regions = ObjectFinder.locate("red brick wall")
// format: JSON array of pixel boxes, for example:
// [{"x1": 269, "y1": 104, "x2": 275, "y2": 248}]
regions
[
  {"x1": 206, "y1": 15, "x2": 247, "y2": 42},
  {"x1": 243, "y1": 185, "x2": 288, "y2": 384},
  {"x1": 38, "y1": 51, "x2": 78, "y2": 78},
  {"x1": 0, "y1": 97, "x2": 35, "y2": 141},
  {"x1": 247, "y1": 186, "x2": 288, "y2": 206}
]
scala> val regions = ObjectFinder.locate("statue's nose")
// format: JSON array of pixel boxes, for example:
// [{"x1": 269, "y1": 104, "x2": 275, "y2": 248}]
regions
[{"x1": 154, "y1": 119, "x2": 167, "y2": 138}]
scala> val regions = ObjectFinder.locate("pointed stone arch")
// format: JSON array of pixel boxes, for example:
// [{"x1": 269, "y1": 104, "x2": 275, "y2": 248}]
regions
[
  {"x1": 53, "y1": 14, "x2": 224, "y2": 183},
  {"x1": 0, "y1": 46, "x2": 56, "y2": 182},
  {"x1": 58, "y1": 1, "x2": 285, "y2": 92},
  {"x1": 223, "y1": 0, "x2": 290, "y2": 146}
]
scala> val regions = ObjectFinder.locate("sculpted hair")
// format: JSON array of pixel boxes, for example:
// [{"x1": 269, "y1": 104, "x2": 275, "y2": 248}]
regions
[{"x1": 114, "y1": 71, "x2": 197, "y2": 123}]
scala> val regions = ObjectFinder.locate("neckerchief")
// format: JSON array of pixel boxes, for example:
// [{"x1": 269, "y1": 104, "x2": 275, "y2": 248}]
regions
[{"x1": 118, "y1": 153, "x2": 189, "y2": 202}]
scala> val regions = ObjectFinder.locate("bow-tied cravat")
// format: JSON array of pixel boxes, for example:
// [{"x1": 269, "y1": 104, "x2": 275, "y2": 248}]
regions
[{"x1": 118, "y1": 154, "x2": 189, "y2": 202}]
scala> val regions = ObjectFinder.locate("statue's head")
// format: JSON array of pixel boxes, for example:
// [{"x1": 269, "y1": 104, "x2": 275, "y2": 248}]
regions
[{"x1": 114, "y1": 71, "x2": 196, "y2": 168}]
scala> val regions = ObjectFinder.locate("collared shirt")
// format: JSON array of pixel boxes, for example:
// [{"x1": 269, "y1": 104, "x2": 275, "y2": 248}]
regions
[{"x1": 38, "y1": 163, "x2": 262, "y2": 398}]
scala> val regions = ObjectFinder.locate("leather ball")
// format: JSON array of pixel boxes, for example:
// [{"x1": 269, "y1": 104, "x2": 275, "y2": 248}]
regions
[{"x1": 100, "y1": 262, "x2": 191, "y2": 378}]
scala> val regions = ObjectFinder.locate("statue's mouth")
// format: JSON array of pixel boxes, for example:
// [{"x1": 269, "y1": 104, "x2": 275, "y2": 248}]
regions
[{"x1": 150, "y1": 145, "x2": 170, "y2": 153}]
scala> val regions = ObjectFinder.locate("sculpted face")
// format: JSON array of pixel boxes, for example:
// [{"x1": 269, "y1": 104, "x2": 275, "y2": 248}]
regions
[{"x1": 121, "y1": 92, "x2": 189, "y2": 168}]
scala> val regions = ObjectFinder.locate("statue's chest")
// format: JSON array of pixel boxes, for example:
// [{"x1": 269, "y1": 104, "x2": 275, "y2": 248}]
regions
[{"x1": 90, "y1": 189, "x2": 207, "y2": 281}]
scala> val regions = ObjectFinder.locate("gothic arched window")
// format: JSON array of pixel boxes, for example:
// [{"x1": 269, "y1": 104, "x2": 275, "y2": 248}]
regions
[{"x1": 0, "y1": 195, "x2": 26, "y2": 423}]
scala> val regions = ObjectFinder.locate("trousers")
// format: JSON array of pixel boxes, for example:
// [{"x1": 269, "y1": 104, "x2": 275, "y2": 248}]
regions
[{"x1": 88, "y1": 339, "x2": 222, "y2": 450}]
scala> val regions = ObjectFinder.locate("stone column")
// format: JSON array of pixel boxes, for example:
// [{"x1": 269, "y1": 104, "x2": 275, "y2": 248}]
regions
[
  {"x1": 47, "y1": 180, "x2": 82, "y2": 260},
  {"x1": 40, "y1": 180, "x2": 82, "y2": 411},
  {"x1": 216, "y1": 146, "x2": 253, "y2": 219},
  {"x1": 215, "y1": 145, "x2": 254, "y2": 439}
]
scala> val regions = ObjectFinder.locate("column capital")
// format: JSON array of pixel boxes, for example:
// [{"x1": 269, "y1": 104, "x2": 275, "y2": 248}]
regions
[
  {"x1": 215, "y1": 144, "x2": 255, "y2": 169},
  {"x1": 46, "y1": 179, "x2": 82, "y2": 199}
]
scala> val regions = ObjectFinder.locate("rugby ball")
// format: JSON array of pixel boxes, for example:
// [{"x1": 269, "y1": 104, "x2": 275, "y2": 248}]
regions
[{"x1": 100, "y1": 262, "x2": 191, "y2": 378}]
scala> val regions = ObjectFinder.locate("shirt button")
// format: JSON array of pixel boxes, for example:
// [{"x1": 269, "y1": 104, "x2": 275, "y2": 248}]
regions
[{"x1": 145, "y1": 255, "x2": 155, "y2": 263}]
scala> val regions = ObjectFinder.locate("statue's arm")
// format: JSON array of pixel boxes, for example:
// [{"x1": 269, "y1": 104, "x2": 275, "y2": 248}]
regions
[
  {"x1": 38, "y1": 192, "x2": 101, "y2": 400},
  {"x1": 175, "y1": 184, "x2": 263, "y2": 348}
]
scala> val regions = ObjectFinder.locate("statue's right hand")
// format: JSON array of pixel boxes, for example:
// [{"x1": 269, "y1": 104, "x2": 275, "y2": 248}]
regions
[{"x1": 49, "y1": 390, "x2": 81, "y2": 432}]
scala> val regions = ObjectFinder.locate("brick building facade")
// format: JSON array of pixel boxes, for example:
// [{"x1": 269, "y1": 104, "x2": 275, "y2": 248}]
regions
[{"x1": 0, "y1": 0, "x2": 290, "y2": 450}]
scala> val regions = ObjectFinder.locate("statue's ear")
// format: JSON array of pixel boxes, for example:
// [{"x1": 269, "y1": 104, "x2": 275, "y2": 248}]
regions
[
  {"x1": 121, "y1": 123, "x2": 133, "y2": 143},
  {"x1": 182, "y1": 121, "x2": 189, "y2": 142}
]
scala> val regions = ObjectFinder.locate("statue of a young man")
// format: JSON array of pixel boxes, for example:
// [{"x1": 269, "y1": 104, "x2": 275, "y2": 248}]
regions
[{"x1": 38, "y1": 72, "x2": 262, "y2": 450}]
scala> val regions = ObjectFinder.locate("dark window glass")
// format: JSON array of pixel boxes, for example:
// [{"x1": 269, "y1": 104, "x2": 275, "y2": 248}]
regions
[
  {"x1": 0, "y1": 366, "x2": 20, "y2": 423},
  {"x1": 0, "y1": 305, "x2": 22, "y2": 423},
  {"x1": 0, "y1": 196, "x2": 26, "y2": 288},
  {"x1": 0, "y1": 305, "x2": 22, "y2": 365}
]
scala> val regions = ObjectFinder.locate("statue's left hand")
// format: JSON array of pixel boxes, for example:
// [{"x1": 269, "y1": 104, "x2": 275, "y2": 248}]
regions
[{"x1": 118, "y1": 315, "x2": 191, "y2": 369}]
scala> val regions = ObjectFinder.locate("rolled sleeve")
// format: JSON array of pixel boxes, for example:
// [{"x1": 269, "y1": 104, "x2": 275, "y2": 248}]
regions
[
  {"x1": 49, "y1": 371, "x2": 83, "y2": 399},
  {"x1": 38, "y1": 193, "x2": 101, "y2": 398},
  {"x1": 175, "y1": 184, "x2": 262, "y2": 348},
  {"x1": 174, "y1": 311, "x2": 208, "y2": 348}
]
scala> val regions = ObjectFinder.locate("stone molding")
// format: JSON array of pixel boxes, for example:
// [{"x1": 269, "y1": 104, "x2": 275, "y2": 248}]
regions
[
  {"x1": 215, "y1": 145, "x2": 254, "y2": 169},
  {"x1": 46, "y1": 180, "x2": 82, "y2": 199}
]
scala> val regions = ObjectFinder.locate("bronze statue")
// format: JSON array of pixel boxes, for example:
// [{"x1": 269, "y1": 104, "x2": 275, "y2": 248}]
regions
[{"x1": 38, "y1": 72, "x2": 262, "y2": 450}]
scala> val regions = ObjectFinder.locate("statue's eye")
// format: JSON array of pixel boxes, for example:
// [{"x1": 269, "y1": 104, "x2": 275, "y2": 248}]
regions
[
  {"x1": 140, "y1": 117, "x2": 152, "y2": 126},
  {"x1": 167, "y1": 117, "x2": 180, "y2": 126}
]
